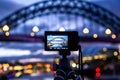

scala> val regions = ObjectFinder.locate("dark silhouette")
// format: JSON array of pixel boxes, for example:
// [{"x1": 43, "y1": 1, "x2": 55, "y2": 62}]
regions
[{"x1": 0, "y1": 73, "x2": 8, "y2": 80}]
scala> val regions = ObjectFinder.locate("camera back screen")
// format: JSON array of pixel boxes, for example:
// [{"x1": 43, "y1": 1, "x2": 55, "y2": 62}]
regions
[
  {"x1": 45, "y1": 31, "x2": 78, "y2": 51},
  {"x1": 47, "y1": 35, "x2": 68, "y2": 50}
]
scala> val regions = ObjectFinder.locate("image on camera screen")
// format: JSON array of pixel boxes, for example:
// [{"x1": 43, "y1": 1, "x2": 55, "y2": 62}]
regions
[{"x1": 47, "y1": 35, "x2": 68, "y2": 50}]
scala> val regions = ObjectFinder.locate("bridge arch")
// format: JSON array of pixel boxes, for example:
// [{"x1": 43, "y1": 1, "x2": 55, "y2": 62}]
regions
[{"x1": 0, "y1": 0, "x2": 120, "y2": 35}]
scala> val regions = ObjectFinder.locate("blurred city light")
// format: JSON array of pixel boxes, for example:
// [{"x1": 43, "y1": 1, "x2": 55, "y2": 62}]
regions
[
  {"x1": 0, "y1": 64, "x2": 2, "y2": 68},
  {"x1": 0, "y1": 64, "x2": 2, "y2": 72},
  {"x1": 71, "y1": 63, "x2": 77, "y2": 68},
  {"x1": 83, "y1": 57, "x2": 88, "y2": 62},
  {"x1": 0, "y1": 28, "x2": 2, "y2": 32},
  {"x1": 99, "y1": 54, "x2": 107, "y2": 60},
  {"x1": 5, "y1": 31, "x2": 10, "y2": 36},
  {"x1": 93, "y1": 34, "x2": 98, "y2": 38},
  {"x1": 14, "y1": 65, "x2": 23, "y2": 70},
  {"x1": 9, "y1": 66, "x2": 14, "y2": 71},
  {"x1": 111, "y1": 34, "x2": 116, "y2": 39},
  {"x1": 55, "y1": 58, "x2": 59, "y2": 65},
  {"x1": 83, "y1": 64, "x2": 89, "y2": 69},
  {"x1": 45, "y1": 64, "x2": 51, "y2": 68},
  {"x1": 0, "y1": 67, "x2": 2, "y2": 72},
  {"x1": 3, "y1": 66, "x2": 7, "y2": 71},
  {"x1": 94, "y1": 54, "x2": 107, "y2": 60},
  {"x1": 25, "y1": 64, "x2": 33, "y2": 69},
  {"x1": 30, "y1": 32, "x2": 35, "y2": 37},
  {"x1": 118, "y1": 55, "x2": 120, "y2": 60},
  {"x1": 45, "y1": 64, "x2": 51, "y2": 72},
  {"x1": 113, "y1": 51, "x2": 118, "y2": 56},
  {"x1": 87, "y1": 56, "x2": 93, "y2": 61},
  {"x1": 46, "y1": 68, "x2": 51, "y2": 73},
  {"x1": 83, "y1": 28, "x2": 89, "y2": 34},
  {"x1": 36, "y1": 63, "x2": 43, "y2": 67},
  {"x1": 3, "y1": 63, "x2": 9, "y2": 68},
  {"x1": 32, "y1": 26, "x2": 39, "y2": 32},
  {"x1": 105, "y1": 28, "x2": 111, "y2": 35},
  {"x1": 94, "y1": 55, "x2": 99, "y2": 60},
  {"x1": 2, "y1": 25, "x2": 10, "y2": 31},
  {"x1": 24, "y1": 69, "x2": 33, "y2": 74},
  {"x1": 95, "y1": 67, "x2": 101, "y2": 77},
  {"x1": 15, "y1": 71, "x2": 22, "y2": 77},
  {"x1": 103, "y1": 48, "x2": 107, "y2": 52},
  {"x1": 96, "y1": 67, "x2": 100, "y2": 72},
  {"x1": 59, "y1": 27, "x2": 65, "y2": 32}
]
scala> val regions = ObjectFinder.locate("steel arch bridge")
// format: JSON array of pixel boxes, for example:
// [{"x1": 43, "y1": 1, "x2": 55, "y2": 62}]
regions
[{"x1": 0, "y1": 0, "x2": 120, "y2": 43}]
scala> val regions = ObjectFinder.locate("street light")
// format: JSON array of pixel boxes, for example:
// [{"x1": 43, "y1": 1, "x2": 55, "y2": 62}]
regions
[
  {"x1": 30, "y1": 32, "x2": 35, "y2": 37},
  {"x1": 59, "y1": 27, "x2": 65, "y2": 32},
  {"x1": 93, "y1": 34, "x2": 98, "y2": 38},
  {"x1": 83, "y1": 28, "x2": 89, "y2": 34},
  {"x1": 32, "y1": 26, "x2": 39, "y2": 32},
  {"x1": 3, "y1": 25, "x2": 9, "y2": 31},
  {"x1": 5, "y1": 32, "x2": 10, "y2": 36},
  {"x1": 111, "y1": 34, "x2": 116, "y2": 39},
  {"x1": 105, "y1": 28, "x2": 111, "y2": 35}
]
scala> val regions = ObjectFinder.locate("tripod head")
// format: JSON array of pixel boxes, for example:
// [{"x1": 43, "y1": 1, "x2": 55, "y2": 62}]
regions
[{"x1": 59, "y1": 50, "x2": 71, "y2": 72}]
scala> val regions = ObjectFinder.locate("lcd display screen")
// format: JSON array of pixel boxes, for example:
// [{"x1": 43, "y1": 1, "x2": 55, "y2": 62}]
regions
[
  {"x1": 45, "y1": 31, "x2": 78, "y2": 51},
  {"x1": 47, "y1": 35, "x2": 68, "y2": 50}
]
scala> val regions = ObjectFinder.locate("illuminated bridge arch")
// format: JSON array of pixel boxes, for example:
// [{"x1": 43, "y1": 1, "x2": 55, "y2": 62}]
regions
[
  {"x1": 0, "y1": 0, "x2": 120, "y2": 43},
  {"x1": 0, "y1": 0, "x2": 120, "y2": 34}
]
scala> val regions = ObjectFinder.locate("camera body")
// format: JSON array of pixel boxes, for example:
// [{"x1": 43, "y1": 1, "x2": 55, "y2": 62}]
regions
[
  {"x1": 44, "y1": 31, "x2": 79, "y2": 51},
  {"x1": 44, "y1": 31, "x2": 81, "y2": 80}
]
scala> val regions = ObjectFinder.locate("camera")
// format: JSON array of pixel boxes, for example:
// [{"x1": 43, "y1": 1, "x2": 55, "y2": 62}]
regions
[
  {"x1": 44, "y1": 31, "x2": 82, "y2": 80},
  {"x1": 44, "y1": 31, "x2": 79, "y2": 51}
]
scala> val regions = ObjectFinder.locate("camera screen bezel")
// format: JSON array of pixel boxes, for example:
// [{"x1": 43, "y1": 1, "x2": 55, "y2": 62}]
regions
[{"x1": 44, "y1": 31, "x2": 79, "y2": 51}]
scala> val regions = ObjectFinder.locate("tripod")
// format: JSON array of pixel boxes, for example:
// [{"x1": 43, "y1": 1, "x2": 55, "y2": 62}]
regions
[{"x1": 54, "y1": 48, "x2": 83, "y2": 80}]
